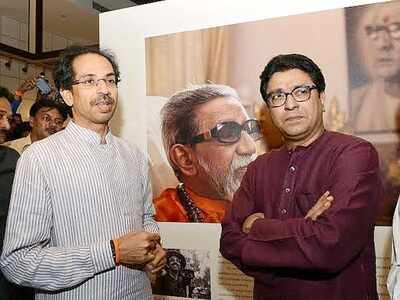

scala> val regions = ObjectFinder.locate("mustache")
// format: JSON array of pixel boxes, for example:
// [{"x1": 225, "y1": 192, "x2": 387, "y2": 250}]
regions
[
  {"x1": 90, "y1": 94, "x2": 115, "y2": 106},
  {"x1": 231, "y1": 153, "x2": 257, "y2": 170}
]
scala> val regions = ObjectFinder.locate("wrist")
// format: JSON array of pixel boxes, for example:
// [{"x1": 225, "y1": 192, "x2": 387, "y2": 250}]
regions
[{"x1": 110, "y1": 239, "x2": 120, "y2": 265}]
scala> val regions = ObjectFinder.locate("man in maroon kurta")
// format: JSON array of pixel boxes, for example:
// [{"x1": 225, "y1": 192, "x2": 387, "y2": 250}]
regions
[{"x1": 220, "y1": 54, "x2": 382, "y2": 300}]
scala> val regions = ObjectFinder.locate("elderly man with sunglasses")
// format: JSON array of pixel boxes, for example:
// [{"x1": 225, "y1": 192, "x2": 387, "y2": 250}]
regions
[
  {"x1": 153, "y1": 84, "x2": 260, "y2": 223},
  {"x1": 220, "y1": 54, "x2": 382, "y2": 300}
]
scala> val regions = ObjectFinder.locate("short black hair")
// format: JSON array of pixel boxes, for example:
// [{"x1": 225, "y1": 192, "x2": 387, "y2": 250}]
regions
[
  {"x1": 259, "y1": 54, "x2": 326, "y2": 104},
  {"x1": 53, "y1": 44, "x2": 120, "y2": 91},
  {"x1": 0, "y1": 86, "x2": 14, "y2": 104},
  {"x1": 29, "y1": 99, "x2": 69, "y2": 120}
]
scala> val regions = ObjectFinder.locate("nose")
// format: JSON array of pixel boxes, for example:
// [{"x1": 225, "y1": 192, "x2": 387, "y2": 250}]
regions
[
  {"x1": 96, "y1": 79, "x2": 111, "y2": 94},
  {"x1": 0, "y1": 116, "x2": 10, "y2": 131},
  {"x1": 47, "y1": 119, "x2": 57, "y2": 128},
  {"x1": 376, "y1": 30, "x2": 393, "y2": 50},
  {"x1": 284, "y1": 93, "x2": 299, "y2": 111},
  {"x1": 236, "y1": 131, "x2": 256, "y2": 156}
]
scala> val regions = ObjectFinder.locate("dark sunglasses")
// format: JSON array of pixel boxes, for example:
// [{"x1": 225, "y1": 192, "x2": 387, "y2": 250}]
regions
[{"x1": 190, "y1": 119, "x2": 262, "y2": 144}]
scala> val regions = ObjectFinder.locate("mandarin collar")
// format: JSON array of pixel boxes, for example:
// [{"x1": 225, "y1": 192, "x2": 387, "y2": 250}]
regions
[
  {"x1": 286, "y1": 129, "x2": 328, "y2": 155},
  {"x1": 66, "y1": 121, "x2": 113, "y2": 145}
]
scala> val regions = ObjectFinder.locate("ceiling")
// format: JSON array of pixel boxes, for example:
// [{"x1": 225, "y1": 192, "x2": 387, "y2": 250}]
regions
[{"x1": 0, "y1": 0, "x2": 163, "y2": 46}]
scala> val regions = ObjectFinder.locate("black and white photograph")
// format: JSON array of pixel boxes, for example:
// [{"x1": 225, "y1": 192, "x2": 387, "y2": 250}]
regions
[{"x1": 153, "y1": 248, "x2": 211, "y2": 299}]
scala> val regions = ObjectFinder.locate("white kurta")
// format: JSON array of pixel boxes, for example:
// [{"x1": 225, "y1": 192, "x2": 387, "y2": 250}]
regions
[{"x1": 0, "y1": 121, "x2": 158, "y2": 299}]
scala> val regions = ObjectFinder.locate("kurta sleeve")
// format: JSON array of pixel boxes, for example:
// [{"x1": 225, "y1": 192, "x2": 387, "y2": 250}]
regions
[
  {"x1": 220, "y1": 161, "x2": 275, "y2": 284},
  {"x1": 240, "y1": 141, "x2": 381, "y2": 273},
  {"x1": 141, "y1": 154, "x2": 159, "y2": 234},
  {"x1": 388, "y1": 198, "x2": 400, "y2": 299},
  {"x1": 0, "y1": 150, "x2": 115, "y2": 291}
]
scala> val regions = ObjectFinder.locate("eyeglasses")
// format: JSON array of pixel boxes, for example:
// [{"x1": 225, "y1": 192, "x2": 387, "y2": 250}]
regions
[
  {"x1": 365, "y1": 23, "x2": 400, "y2": 41},
  {"x1": 72, "y1": 76, "x2": 119, "y2": 88},
  {"x1": 266, "y1": 85, "x2": 317, "y2": 108},
  {"x1": 190, "y1": 119, "x2": 262, "y2": 144}
]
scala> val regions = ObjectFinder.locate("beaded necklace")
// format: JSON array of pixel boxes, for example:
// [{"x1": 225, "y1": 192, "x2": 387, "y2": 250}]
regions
[{"x1": 176, "y1": 183, "x2": 204, "y2": 222}]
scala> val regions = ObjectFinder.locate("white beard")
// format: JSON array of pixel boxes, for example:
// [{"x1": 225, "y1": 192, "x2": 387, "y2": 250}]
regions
[{"x1": 197, "y1": 153, "x2": 256, "y2": 200}]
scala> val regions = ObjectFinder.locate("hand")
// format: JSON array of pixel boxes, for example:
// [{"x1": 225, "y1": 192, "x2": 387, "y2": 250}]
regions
[
  {"x1": 305, "y1": 191, "x2": 334, "y2": 221},
  {"x1": 18, "y1": 78, "x2": 36, "y2": 94},
  {"x1": 242, "y1": 212, "x2": 265, "y2": 234},
  {"x1": 145, "y1": 243, "x2": 167, "y2": 274},
  {"x1": 145, "y1": 243, "x2": 167, "y2": 284},
  {"x1": 117, "y1": 231, "x2": 160, "y2": 265}
]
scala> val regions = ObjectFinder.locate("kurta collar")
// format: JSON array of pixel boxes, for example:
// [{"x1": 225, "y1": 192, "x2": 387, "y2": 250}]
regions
[
  {"x1": 286, "y1": 130, "x2": 328, "y2": 154},
  {"x1": 66, "y1": 121, "x2": 113, "y2": 145}
]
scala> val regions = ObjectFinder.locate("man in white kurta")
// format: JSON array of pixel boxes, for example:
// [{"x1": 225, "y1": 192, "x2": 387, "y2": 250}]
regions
[{"x1": 0, "y1": 45, "x2": 166, "y2": 299}]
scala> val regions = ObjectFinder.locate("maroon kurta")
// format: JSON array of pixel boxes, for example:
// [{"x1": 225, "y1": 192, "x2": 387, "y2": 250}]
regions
[{"x1": 220, "y1": 131, "x2": 382, "y2": 300}]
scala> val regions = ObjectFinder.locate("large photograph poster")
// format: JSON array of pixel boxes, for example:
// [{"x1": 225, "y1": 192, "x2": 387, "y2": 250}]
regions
[
  {"x1": 146, "y1": 1, "x2": 398, "y2": 226},
  {"x1": 346, "y1": 2, "x2": 400, "y2": 225},
  {"x1": 99, "y1": 0, "x2": 392, "y2": 299},
  {"x1": 145, "y1": 8, "x2": 349, "y2": 224}
]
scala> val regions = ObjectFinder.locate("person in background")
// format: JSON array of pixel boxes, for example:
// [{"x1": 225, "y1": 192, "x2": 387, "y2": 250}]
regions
[
  {"x1": 7, "y1": 99, "x2": 68, "y2": 154},
  {"x1": 220, "y1": 54, "x2": 382, "y2": 300},
  {"x1": 0, "y1": 96, "x2": 33, "y2": 299},
  {"x1": 0, "y1": 87, "x2": 13, "y2": 144}
]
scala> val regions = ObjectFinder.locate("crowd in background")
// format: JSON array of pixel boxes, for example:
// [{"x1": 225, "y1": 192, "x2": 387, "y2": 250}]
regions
[{"x1": 0, "y1": 77, "x2": 70, "y2": 147}]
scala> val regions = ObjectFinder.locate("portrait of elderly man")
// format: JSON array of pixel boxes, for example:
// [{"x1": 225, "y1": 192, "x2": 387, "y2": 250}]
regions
[
  {"x1": 347, "y1": 1, "x2": 400, "y2": 133},
  {"x1": 153, "y1": 84, "x2": 261, "y2": 223}
]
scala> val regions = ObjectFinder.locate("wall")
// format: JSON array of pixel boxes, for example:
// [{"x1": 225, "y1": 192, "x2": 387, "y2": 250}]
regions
[
  {"x1": 0, "y1": 14, "x2": 94, "y2": 120},
  {"x1": 0, "y1": 54, "x2": 54, "y2": 119}
]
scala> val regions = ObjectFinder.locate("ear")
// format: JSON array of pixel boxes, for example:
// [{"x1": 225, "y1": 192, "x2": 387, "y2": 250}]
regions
[
  {"x1": 60, "y1": 89, "x2": 74, "y2": 107},
  {"x1": 320, "y1": 91, "x2": 326, "y2": 112},
  {"x1": 29, "y1": 116, "x2": 34, "y2": 128},
  {"x1": 169, "y1": 144, "x2": 197, "y2": 177}
]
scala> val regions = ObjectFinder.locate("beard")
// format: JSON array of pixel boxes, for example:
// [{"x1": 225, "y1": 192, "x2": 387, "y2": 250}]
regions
[{"x1": 197, "y1": 153, "x2": 256, "y2": 200}]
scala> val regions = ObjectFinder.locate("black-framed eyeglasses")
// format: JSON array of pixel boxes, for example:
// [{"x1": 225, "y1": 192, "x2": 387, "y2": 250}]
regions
[
  {"x1": 72, "y1": 76, "x2": 120, "y2": 89},
  {"x1": 190, "y1": 119, "x2": 262, "y2": 144},
  {"x1": 266, "y1": 85, "x2": 317, "y2": 108},
  {"x1": 365, "y1": 23, "x2": 400, "y2": 41}
]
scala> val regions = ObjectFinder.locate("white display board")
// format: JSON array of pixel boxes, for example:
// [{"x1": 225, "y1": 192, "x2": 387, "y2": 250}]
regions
[{"x1": 99, "y1": 1, "x2": 392, "y2": 299}]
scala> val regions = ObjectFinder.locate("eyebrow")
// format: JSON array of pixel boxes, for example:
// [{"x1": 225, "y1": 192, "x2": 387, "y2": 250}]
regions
[
  {"x1": 268, "y1": 84, "x2": 311, "y2": 94},
  {"x1": 0, "y1": 108, "x2": 11, "y2": 115},
  {"x1": 78, "y1": 72, "x2": 116, "y2": 78}
]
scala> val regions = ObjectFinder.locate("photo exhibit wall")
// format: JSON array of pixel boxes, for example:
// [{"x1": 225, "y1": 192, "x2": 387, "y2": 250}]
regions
[{"x1": 100, "y1": 0, "x2": 393, "y2": 298}]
